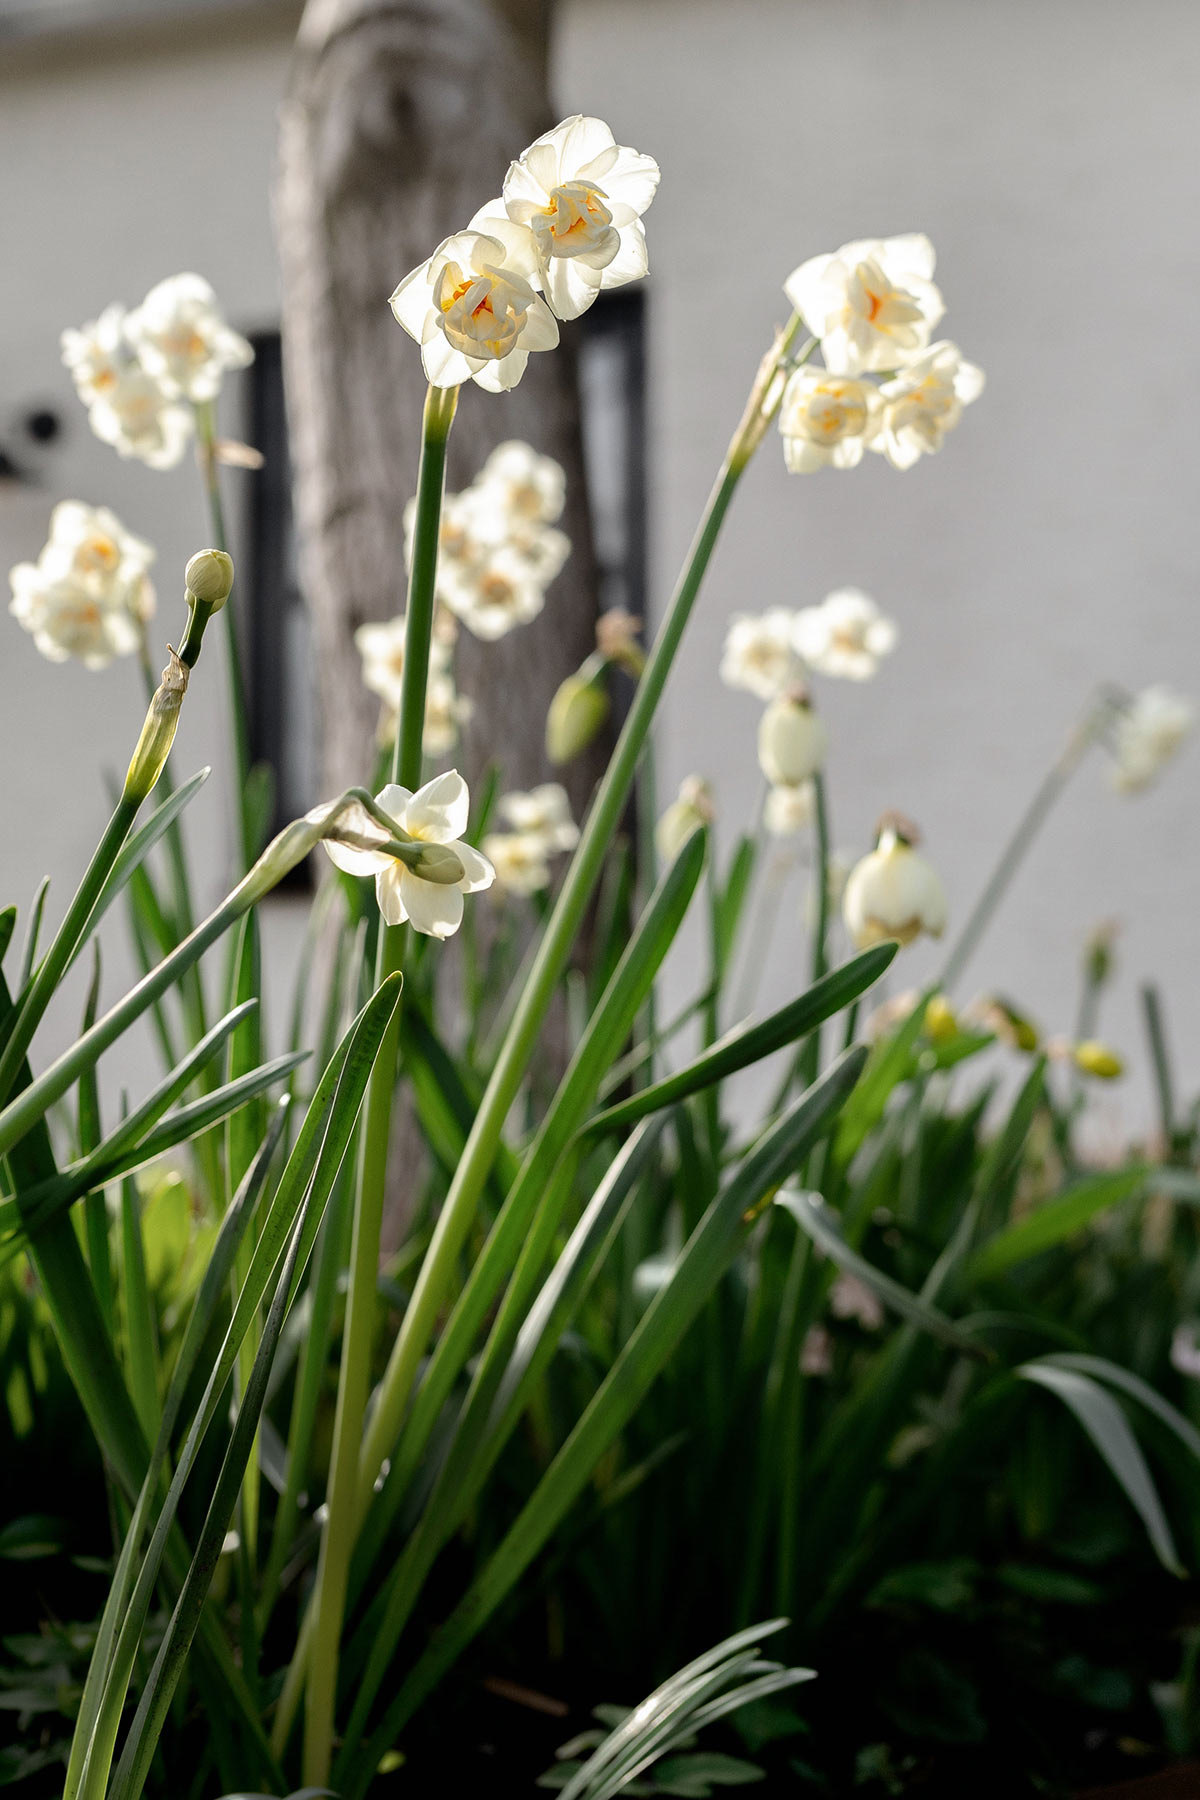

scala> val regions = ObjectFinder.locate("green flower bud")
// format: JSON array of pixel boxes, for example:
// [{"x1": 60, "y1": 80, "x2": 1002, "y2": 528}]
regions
[
  {"x1": 1074, "y1": 1040, "x2": 1124, "y2": 1080},
  {"x1": 547, "y1": 670, "x2": 609, "y2": 765},
  {"x1": 185, "y1": 548, "x2": 235, "y2": 611}
]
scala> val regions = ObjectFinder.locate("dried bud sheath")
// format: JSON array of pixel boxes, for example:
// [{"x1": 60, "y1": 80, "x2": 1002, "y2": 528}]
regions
[{"x1": 123, "y1": 647, "x2": 189, "y2": 803}]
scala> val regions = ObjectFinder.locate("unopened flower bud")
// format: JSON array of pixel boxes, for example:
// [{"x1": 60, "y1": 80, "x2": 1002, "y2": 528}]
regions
[
  {"x1": 595, "y1": 607, "x2": 645, "y2": 676},
  {"x1": 546, "y1": 669, "x2": 609, "y2": 764},
  {"x1": 1074, "y1": 1040, "x2": 1124, "y2": 1080},
  {"x1": 123, "y1": 647, "x2": 189, "y2": 803},
  {"x1": 656, "y1": 776, "x2": 714, "y2": 863},
  {"x1": 1084, "y1": 921, "x2": 1119, "y2": 990},
  {"x1": 757, "y1": 693, "x2": 828, "y2": 787},
  {"x1": 185, "y1": 548, "x2": 234, "y2": 611},
  {"x1": 842, "y1": 820, "x2": 946, "y2": 950},
  {"x1": 924, "y1": 994, "x2": 958, "y2": 1041}
]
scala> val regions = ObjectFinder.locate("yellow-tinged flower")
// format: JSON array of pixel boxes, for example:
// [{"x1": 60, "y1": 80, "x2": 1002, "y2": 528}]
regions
[
  {"x1": 777, "y1": 368, "x2": 883, "y2": 473},
  {"x1": 792, "y1": 589, "x2": 898, "y2": 682},
  {"x1": 482, "y1": 831, "x2": 554, "y2": 896},
  {"x1": 354, "y1": 614, "x2": 454, "y2": 710},
  {"x1": 924, "y1": 994, "x2": 959, "y2": 1041},
  {"x1": 500, "y1": 115, "x2": 660, "y2": 322},
  {"x1": 438, "y1": 544, "x2": 547, "y2": 640},
  {"x1": 390, "y1": 216, "x2": 559, "y2": 391},
  {"x1": 126, "y1": 273, "x2": 254, "y2": 404},
  {"x1": 498, "y1": 783, "x2": 579, "y2": 855},
  {"x1": 873, "y1": 341, "x2": 984, "y2": 470},
  {"x1": 843, "y1": 815, "x2": 947, "y2": 950},
  {"x1": 720, "y1": 608, "x2": 805, "y2": 701},
  {"x1": 312, "y1": 772, "x2": 493, "y2": 939},
  {"x1": 757, "y1": 693, "x2": 828, "y2": 787},
  {"x1": 785, "y1": 234, "x2": 946, "y2": 376},
  {"x1": 61, "y1": 302, "x2": 193, "y2": 469},
  {"x1": 8, "y1": 501, "x2": 154, "y2": 669}
]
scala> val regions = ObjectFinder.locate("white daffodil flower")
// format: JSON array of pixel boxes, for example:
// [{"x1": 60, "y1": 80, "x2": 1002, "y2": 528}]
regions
[
  {"x1": 873, "y1": 342, "x2": 985, "y2": 470},
  {"x1": 777, "y1": 369, "x2": 883, "y2": 473},
  {"x1": 482, "y1": 830, "x2": 554, "y2": 896},
  {"x1": 499, "y1": 115, "x2": 659, "y2": 322},
  {"x1": 390, "y1": 215, "x2": 559, "y2": 392},
  {"x1": 8, "y1": 501, "x2": 154, "y2": 669},
  {"x1": 438, "y1": 544, "x2": 547, "y2": 640},
  {"x1": 793, "y1": 589, "x2": 898, "y2": 682},
  {"x1": 655, "y1": 776, "x2": 715, "y2": 863},
  {"x1": 785, "y1": 234, "x2": 945, "y2": 376},
  {"x1": 1109, "y1": 685, "x2": 1194, "y2": 793},
  {"x1": 61, "y1": 303, "x2": 193, "y2": 469},
  {"x1": 764, "y1": 781, "x2": 815, "y2": 836},
  {"x1": 720, "y1": 608, "x2": 805, "y2": 701},
  {"x1": 843, "y1": 819, "x2": 947, "y2": 950},
  {"x1": 757, "y1": 694, "x2": 828, "y2": 787},
  {"x1": 478, "y1": 440, "x2": 566, "y2": 523},
  {"x1": 354, "y1": 614, "x2": 453, "y2": 710},
  {"x1": 498, "y1": 783, "x2": 579, "y2": 855},
  {"x1": 314, "y1": 772, "x2": 493, "y2": 939},
  {"x1": 126, "y1": 274, "x2": 254, "y2": 404}
]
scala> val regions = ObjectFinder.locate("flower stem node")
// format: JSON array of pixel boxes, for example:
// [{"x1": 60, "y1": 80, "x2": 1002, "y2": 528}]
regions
[
  {"x1": 123, "y1": 647, "x2": 189, "y2": 804},
  {"x1": 756, "y1": 692, "x2": 828, "y2": 787},
  {"x1": 184, "y1": 548, "x2": 235, "y2": 611}
]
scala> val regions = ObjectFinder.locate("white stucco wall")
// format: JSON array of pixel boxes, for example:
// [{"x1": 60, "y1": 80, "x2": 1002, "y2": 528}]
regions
[
  {"x1": 557, "y1": 0, "x2": 1200, "y2": 1135},
  {"x1": 1, "y1": 0, "x2": 1198, "y2": 1133}
]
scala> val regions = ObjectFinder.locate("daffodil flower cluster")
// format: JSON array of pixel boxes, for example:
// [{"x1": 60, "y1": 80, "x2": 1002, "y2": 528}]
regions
[
  {"x1": 354, "y1": 613, "x2": 472, "y2": 758},
  {"x1": 8, "y1": 501, "x2": 155, "y2": 669},
  {"x1": 61, "y1": 274, "x2": 253, "y2": 469},
  {"x1": 406, "y1": 440, "x2": 571, "y2": 644},
  {"x1": 721, "y1": 590, "x2": 899, "y2": 829},
  {"x1": 778, "y1": 235, "x2": 983, "y2": 473},
  {"x1": 483, "y1": 783, "x2": 580, "y2": 896},
  {"x1": 390, "y1": 116, "x2": 659, "y2": 392}
]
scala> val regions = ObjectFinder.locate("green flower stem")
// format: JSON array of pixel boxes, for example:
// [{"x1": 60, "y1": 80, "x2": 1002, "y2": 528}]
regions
[
  {"x1": 938, "y1": 710, "x2": 1103, "y2": 995},
  {"x1": 354, "y1": 317, "x2": 810, "y2": 1527},
  {"x1": 194, "y1": 399, "x2": 255, "y2": 869},
  {"x1": 300, "y1": 381, "x2": 456, "y2": 1788}
]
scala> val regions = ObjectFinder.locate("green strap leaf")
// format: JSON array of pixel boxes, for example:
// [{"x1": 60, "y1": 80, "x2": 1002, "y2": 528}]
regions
[
  {"x1": 776, "y1": 1187, "x2": 990, "y2": 1360},
  {"x1": 964, "y1": 1166, "x2": 1148, "y2": 1284},
  {"x1": 1018, "y1": 1359, "x2": 1184, "y2": 1576},
  {"x1": 586, "y1": 944, "x2": 896, "y2": 1135}
]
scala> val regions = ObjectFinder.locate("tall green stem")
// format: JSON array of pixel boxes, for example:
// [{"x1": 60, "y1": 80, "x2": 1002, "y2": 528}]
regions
[
  {"x1": 301, "y1": 381, "x2": 456, "y2": 1787},
  {"x1": 354, "y1": 318, "x2": 810, "y2": 1519},
  {"x1": 938, "y1": 712, "x2": 1101, "y2": 994},
  {"x1": 195, "y1": 400, "x2": 255, "y2": 870}
]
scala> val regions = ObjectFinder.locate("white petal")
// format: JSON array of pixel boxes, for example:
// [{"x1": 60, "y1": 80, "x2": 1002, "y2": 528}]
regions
[
  {"x1": 400, "y1": 869, "x2": 464, "y2": 939},
  {"x1": 519, "y1": 295, "x2": 561, "y2": 350},
  {"x1": 551, "y1": 114, "x2": 616, "y2": 181},
  {"x1": 389, "y1": 264, "x2": 435, "y2": 338},
  {"x1": 504, "y1": 157, "x2": 552, "y2": 211},
  {"x1": 473, "y1": 347, "x2": 529, "y2": 392},
  {"x1": 405, "y1": 769, "x2": 469, "y2": 841},
  {"x1": 955, "y1": 360, "x2": 986, "y2": 403},
  {"x1": 599, "y1": 221, "x2": 649, "y2": 287},
  {"x1": 324, "y1": 839, "x2": 393, "y2": 878},
  {"x1": 454, "y1": 839, "x2": 496, "y2": 893},
  {"x1": 376, "y1": 865, "x2": 408, "y2": 926},
  {"x1": 421, "y1": 332, "x2": 478, "y2": 388},
  {"x1": 783, "y1": 253, "x2": 837, "y2": 328},
  {"x1": 468, "y1": 205, "x2": 541, "y2": 280},
  {"x1": 597, "y1": 145, "x2": 660, "y2": 216},
  {"x1": 374, "y1": 783, "x2": 413, "y2": 823},
  {"x1": 542, "y1": 257, "x2": 603, "y2": 321}
]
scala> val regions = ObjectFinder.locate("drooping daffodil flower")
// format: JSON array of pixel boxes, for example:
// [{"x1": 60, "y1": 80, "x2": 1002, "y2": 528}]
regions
[
  {"x1": 312, "y1": 771, "x2": 494, "y2": 939},
  {"x1": 843, "y1": 814, "x2": 947, "y2": 950}
]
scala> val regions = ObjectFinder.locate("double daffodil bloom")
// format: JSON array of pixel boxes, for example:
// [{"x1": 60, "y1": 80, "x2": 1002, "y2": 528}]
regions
[
  {"x1": 8, "y1": 501, "x2": 155, "y2": 669},
  {"x1": 1109, "y1": 685, "x2": 1194, "y2": 793},
  {"x1": 873, "y1": 341, "x2": 985, "y2": 469},
  {"x1": 390, "y1": 215, "x2": 560, "y2": 391},
  {"x1": 313, "y1": 772, "x2": 494, "y2": 939},
  {"x1": 792, "y1": 589, "x2": 898, "y2": 681},
  {"x1": 785, "y1": 234, "x2": 945, "y2": 376},
  {"x1": 499, "y1": 115, "x2": 660, "y2": 321},
  {"x1": 777, "y1": 369, "x2": 883, "y2": 472},
  {"x1": 126, "y1": 273, "x2": 254, "y2": 404}
]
